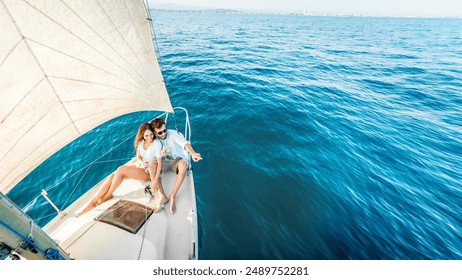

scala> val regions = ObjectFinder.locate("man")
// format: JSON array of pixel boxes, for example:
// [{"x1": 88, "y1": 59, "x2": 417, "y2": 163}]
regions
[{"x1": 150, "y1": 117, "x2": 202, "y2": 213}]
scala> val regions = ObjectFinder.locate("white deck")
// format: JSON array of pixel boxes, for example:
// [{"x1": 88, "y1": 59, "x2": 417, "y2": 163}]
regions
[{"x1": 43, "y1": 161, "x2": 197, "y2": 260}]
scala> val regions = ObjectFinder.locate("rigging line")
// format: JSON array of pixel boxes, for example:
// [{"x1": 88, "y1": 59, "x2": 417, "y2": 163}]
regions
[
  {"x1": 138, "y1": 190, "x2": 154, "y2": 260},
  {"x1": 56, "y1": 0, "x2": 145, "y2": 82},
  {"x1": 50, "y1": 128, "x2": 133, "y2": 185},
  {"x1": 61, "y1": 163, "x2": 93, "y2": 208},
  {"x1": 172, "y1": 112, "x2": 179, "y2": 132},
  {"x1": 93, "y1": 157, "x2": 133, "y2": 164},
  {"x1": 122, "y1": 0, "x2": 153, "y2": 67},
  {"x1": 147, "y1": 8, "x2": 165, "y2": 72},
  {"x1": 22, "y1": 133, "x2": 134, "y2": 210},
  {"x1": 31, "y1": 212, "x2": 56, "y2": 224},
  {"x1": 22, "y1": 158, "x2": 95, "y2": 210},
  {"x1": 4, "y1": 117, "x2": 82, "y2": 194},
  {"x1": 185, "y1": 111, "x2": 191, "y2": 142}
]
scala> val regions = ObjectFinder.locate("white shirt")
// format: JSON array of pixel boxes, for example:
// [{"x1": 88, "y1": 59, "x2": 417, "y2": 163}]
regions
[
  {"x1": 139, "y1": 139, "x2": 162, "y2": 162},
  {"x1": 159, "y1": 129, "x2": 189, "y2": 160},
  {"x1": 144, "y1": 138, "x2": 162, "y2": 162}
]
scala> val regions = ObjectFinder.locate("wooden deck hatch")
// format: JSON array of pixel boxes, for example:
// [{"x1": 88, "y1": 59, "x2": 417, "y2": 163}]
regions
[{"x1": 96, "y1": 200, "x2": 153, "y2": 234}]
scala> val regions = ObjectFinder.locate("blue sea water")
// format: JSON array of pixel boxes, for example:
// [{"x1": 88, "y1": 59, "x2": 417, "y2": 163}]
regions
[{"x1": 8, "y1": 12, "x2": 462, "y2": 260}]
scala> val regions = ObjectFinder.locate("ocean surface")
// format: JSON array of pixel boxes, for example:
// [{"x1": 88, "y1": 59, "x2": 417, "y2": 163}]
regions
[{"x1": 8, "y1": 11, "x2": 462, "y2": 260}]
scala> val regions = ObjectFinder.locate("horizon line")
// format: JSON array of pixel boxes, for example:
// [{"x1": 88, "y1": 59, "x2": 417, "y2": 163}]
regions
[{"x1": 151, "y1": 8, "x2": 462, "y2": 19}]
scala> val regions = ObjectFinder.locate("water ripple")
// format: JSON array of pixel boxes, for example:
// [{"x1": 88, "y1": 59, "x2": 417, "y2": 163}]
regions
[{"x1": 9, "y1": 12, "x2": 462, "y2": 260}]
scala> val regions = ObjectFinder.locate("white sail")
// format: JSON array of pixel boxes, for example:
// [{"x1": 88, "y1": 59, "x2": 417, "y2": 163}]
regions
[{"x1": 0, "y1": 0, "x2": 172, "y2": 193}]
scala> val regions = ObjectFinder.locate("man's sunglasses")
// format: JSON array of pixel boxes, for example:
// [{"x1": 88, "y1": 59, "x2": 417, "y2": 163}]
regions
[{"x1": 156, "y1": 129, "x2": 167, "y2": 135}]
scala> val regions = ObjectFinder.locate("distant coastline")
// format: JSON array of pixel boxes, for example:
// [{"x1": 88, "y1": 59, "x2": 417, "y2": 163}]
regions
[{"x1": 151, "y1": 8, "x2": 461, "y2": 19}]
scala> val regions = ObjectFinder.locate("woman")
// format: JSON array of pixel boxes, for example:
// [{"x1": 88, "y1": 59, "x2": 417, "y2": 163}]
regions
[{"x1": 76, "y1": 123, "x2": 167, "y2": 217}]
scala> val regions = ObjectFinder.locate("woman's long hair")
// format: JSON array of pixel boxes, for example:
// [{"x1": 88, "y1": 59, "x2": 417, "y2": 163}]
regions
[{"x1": 134, "y1": 123, "x2": 154, "y2": 151}]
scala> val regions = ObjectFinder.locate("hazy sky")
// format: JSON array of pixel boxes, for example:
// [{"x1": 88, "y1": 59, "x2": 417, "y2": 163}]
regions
[{"x1": 149, "y1": 0, "x2": 462, "y2": 17}]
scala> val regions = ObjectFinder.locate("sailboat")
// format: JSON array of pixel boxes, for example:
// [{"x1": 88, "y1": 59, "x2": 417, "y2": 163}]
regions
[{"x1": 0, "y1": 0, "x2": 198, "y2": 260}]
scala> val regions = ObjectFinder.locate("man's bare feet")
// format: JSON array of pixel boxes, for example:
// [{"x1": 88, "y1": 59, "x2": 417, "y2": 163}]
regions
[
  {"x1": 169, "y1": 197, "x2": 176, "y2": 214},
  {"x1": 155, "y1": 195, "x2": 168, "y2": 213}
]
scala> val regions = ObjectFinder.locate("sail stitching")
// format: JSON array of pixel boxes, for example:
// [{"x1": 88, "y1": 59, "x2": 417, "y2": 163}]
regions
[
  {"x1": 26, "y1": 38, "x2": 140, "y2": 89},
  {"x1": 123, "y1": 0, "x2": 164, "y2": 77},
  {"x1": 47, "y1": 76, "x2": 165, "y2": 101},
  {"x1": 0, "y1": 0, "x2": 136, "y2": 189},
  {"x1": 0, "y1": 76, "x2": 44, "y2": 127},
  {"x1": 0, "y1": 1, "x2": 42, "y2": 128},
  {"x1": 96, "y1": 0, "x2": 151, "y2": 80},
  {"x1": 49, "y1": 77, "x2": 139, "y2": 96},
  {"x1": 0, "y1": 37, "x2": 22, "y2": 68},
  {"x1": 68, "y1": 105, "x2": 149, "y2": 124},
  {"x1": 1, "y1": 0, "x2": 172, "y2": 194},
  {"x1": 2, "y1": 108, "x2": 150, "y2": 189},
  {"x1": 46, "y1": 76, "x2": 165, "y2": 102},
  {"x1": 1, "y1": 1, "x2": 80, "y2": 140},
  {"x1": 24, "y1": 0, "x2": 144, "y2": 83},
  {"x1": 0, "y1": 77, "x2": 57, "y2": 192},
  {"x1": 58, "y1": 0, "x2": 145, "y2": 82}
]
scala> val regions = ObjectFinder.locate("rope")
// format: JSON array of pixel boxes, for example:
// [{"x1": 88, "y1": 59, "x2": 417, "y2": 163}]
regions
[
  {"x1": 28, "y1": 220, "x2": 34, "y2": 240},
  {"x1": 172, "y1": 111, "x2": 179, "y2": 133},
  {"x1": 137, "y1": 192, "x2": 154, "y2": 260},
  {"x1": 61, "y1": 157, "x2": 134, "y2": 208},
  {"x1": 61, "y1": 163, "x2": 93, "y2": 207},
  {"x1": 32, "y1": 212, "x2": 56, "y2": 224},
  {"x1": 146, "y1": 4, "x2": 164, "y2": 71},
  {"x1": 0, "y1": 220, "x2": 66, "y2": 260},
  {"x1": 22, "y1": 133, "x2": 134, "y2": 212},
  {"x1": 0, "y1": 220, "x2": 28, "y2": 255}
]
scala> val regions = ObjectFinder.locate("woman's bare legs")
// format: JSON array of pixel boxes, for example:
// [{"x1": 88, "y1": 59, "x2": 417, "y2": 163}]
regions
[
  {"x1": 76, "y1": 166, "x2": 148, "y2": 217},
  {"x1": 99, "y1": 165, "x2": 148, "y2": 203},
  {"x1": 76, "y1": 174, "x2": 115, "y2": 217}
]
